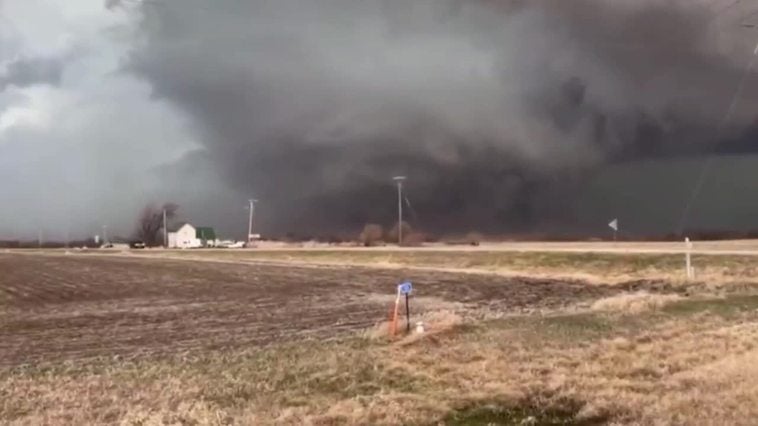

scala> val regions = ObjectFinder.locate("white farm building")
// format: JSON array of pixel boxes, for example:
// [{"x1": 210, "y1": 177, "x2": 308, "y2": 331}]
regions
[{"x1": 167, "y1": 223, "x2": 201, "y2": 249}]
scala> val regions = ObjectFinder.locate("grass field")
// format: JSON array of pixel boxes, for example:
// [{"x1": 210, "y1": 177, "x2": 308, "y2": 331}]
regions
[
  {"x1": 126, "y1": 248, "x2": 758, "y2": 285},
  {"x1": 3, "y1": 250, "x2": 758, "y2": 424}
]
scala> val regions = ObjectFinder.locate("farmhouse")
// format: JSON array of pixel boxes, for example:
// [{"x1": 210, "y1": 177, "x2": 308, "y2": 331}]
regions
[
  {"x1": 167, "y1": 223, "x2": 217, "y2": 248},
  {"x1": 168, "y1": 223, "x2": 200, "y2": 249}
]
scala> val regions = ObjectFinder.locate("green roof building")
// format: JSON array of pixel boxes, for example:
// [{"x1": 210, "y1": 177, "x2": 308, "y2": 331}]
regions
[{"x1": 195, "y1": 227, "x2": 216, "y2": 244}]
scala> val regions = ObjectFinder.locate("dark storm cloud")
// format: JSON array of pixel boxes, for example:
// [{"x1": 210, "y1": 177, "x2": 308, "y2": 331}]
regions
[
  {"x1": 0, "y1": 55, "x2": 65, "y2": 91},
  {"x1": 118, "y1": 0, "x2": 758, "y2": 234}
]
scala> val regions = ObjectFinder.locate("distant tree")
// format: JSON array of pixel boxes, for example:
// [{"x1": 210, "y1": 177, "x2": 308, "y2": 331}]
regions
[
  {"x1": 359, "y1": 224, "x2": 384, "y2": 247},
  {"x1": 136, "y1": 202, "x2": 178, "y2": 247},
  {"x1": 387, "y1": 221, "x2": 412, "y2": 245}
]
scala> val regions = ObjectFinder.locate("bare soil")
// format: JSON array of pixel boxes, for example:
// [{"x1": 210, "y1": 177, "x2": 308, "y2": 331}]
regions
[{"x1": 0, "y1": 253, "x2": 632, "y2": 367}]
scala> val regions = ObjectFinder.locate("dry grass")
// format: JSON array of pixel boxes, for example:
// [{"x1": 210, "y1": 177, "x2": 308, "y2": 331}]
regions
[
  {"x1": 5, "y1": 294, "x2": 758, "y2": 425},
  {"x1": 591, "y1": 291, "x2": 682, "y2": 314}
]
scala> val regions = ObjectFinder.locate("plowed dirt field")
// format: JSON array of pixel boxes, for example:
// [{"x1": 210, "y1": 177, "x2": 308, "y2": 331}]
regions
[{"x1": 1, "y1": 253, "x2": 634, "y2": 367}]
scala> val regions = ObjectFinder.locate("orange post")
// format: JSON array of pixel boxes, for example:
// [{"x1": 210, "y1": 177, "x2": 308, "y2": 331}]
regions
[{"x1": 389, "y1": 291, "x2": 401, "y2": 337}]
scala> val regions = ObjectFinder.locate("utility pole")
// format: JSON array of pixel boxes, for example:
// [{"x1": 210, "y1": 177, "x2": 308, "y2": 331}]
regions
[
  {"x1": 163, "y1": 208, "x2": 168, "y2": 248},
  {"x1": 247, "y1": 199, "x2": 258, "y2": 243},
  {"x1": 393, "y1": 176, "x2": 406, "y2": 245}
]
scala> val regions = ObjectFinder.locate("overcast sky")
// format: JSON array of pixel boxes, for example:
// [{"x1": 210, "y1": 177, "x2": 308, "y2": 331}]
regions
[
  {"x1": 3, "y1": 0, "x2": 758, "y2": 241},
  {"x1": 0, "y1": 0, "x2": 203, "y2": 240}
]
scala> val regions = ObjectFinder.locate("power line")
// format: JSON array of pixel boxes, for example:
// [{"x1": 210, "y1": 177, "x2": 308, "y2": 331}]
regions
[
  {"x1": 404, "y1": 195, "x2": 419, "y2": 225},
  {"x1": 712, "y1": 0, "x2": 745, "y2": 15},
  {"x1": 737, "y1": 3, "x2": 758, "y2": 24},
  {"x1": 674, "y1": 2, "x2": 758, "y2": 233},
  {"x1": 676, "y1": 42, "x2": 758, "y2": 234}
]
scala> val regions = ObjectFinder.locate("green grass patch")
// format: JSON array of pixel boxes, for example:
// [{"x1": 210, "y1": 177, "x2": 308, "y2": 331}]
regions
[
  {"x1": 540, "y1": 314, "x2": 613, "y2": 335},
  {"x1": 662, "y1": 294, "x2": 758, "y2": 318},
  {"x1": 442, "y1": 397, "x2": 608, "y2": 426},
  {"x1": 487, "y1": 313, "x2": 616, "y2": 343}
]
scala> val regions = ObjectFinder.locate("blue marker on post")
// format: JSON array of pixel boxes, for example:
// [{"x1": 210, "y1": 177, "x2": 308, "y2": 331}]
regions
[{"x1": 398, "y1": 281, "x2": 413, "y2": 332}]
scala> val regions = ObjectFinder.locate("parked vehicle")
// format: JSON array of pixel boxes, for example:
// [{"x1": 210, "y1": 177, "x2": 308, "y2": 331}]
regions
[{"x1": 216, "y1": 240, "x2": 245, "y2": 248}]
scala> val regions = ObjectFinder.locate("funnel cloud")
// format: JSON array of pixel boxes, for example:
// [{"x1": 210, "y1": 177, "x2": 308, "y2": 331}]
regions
[
  {"x1": 121, "y1": 0, "x2": 758, "y2": 234},
  {"x1": 3, "y1": 0, "x2": 758, "y2": 240}
]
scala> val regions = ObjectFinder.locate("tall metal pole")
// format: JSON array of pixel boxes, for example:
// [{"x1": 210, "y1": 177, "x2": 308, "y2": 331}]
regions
[
  {"x1": 393, "y1": 176, "x2": 406, "y2": 246},
  {"x1": 163, "y1": 208, "x2": 168, "y2": 248}
]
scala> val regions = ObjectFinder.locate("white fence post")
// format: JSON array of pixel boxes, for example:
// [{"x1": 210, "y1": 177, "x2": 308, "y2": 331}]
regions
[{"x1": 685, "y1": 238, "x2": 694, "y2": 280}]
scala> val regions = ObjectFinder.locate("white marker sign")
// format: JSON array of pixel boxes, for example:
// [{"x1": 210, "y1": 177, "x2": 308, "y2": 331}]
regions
[
  {"x1": 398, "y1": 281, "x2": 413, "y2": 295},
  {"x1": 608, "y1": 219, "x2": 619, "y2": 232}
]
